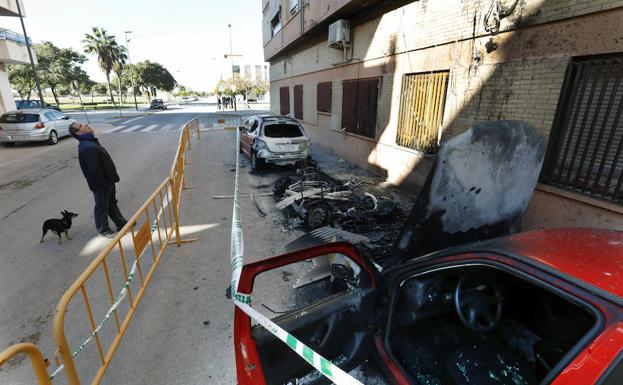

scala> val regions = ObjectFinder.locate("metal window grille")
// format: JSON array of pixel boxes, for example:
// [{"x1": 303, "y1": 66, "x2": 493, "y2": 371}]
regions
[
  {"x1": 396, "y1": 71, "x2": 449, "y2": 153},
  {"x1": 542, "y1": 55, "x2": 623, "y2": 204}
]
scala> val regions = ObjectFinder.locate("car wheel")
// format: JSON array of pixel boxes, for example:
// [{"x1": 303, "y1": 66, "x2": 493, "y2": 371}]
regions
[
  {"x1": 48, "y1": 130, "x2": 58, "y2": 145},
  {"x1": 306, "y1": 204, "x2": 330, "y2": 229},
  {"x1": 251, "y1": 152, "x2": 264, "y2": 172}
]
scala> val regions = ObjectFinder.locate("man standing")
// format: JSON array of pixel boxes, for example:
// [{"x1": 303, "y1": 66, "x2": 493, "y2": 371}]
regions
[{"x1": 69, "y1": 122, "x2": 128, "y2": 237}]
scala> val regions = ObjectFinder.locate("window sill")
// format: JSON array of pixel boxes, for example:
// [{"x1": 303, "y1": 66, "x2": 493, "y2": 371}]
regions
[
  {"x1": 536, "y1": 183, "x2": 623, "y2": 214},
  {"x1": 329, "y1": 128, "x2": 377, "y2": 143},
  {"x1": 317, "y1": 111, "x2": 332, "y2": 116}
]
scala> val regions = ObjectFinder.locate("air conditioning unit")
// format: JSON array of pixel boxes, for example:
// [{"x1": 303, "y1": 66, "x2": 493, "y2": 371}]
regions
[{"x1": 328, "y1": 19, "x2": 350, "y2": 49}]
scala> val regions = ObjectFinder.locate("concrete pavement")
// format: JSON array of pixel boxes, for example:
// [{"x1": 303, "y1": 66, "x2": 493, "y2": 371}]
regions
[{"x1": 0, "y1": 104, "x2": 297, "y2": 385}]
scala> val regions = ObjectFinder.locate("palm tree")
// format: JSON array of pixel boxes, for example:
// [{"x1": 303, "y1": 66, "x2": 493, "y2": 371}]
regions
[
  {"x1": 112, "y1": 45, "x2": 127, "y2": 104},
  {"x1": 83, "y1": 27, "x2": 120, "y2": 106}
]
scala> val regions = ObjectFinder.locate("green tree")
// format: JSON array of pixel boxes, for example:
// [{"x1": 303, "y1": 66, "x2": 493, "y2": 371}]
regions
[
  {"x1": 253, "y1": 79, "x2": 269, "y2": 99},
  {"x1": 111, "y1": 45, "x2": 127, "y2": 103},
  {"x1": 7, "y1": 64, "x2": 35, "y2": 101},
  {"x1": 132, "y1": 60, "x2": 176, "y2": 100},
  {"x1": 92, "y1": 82, "x2": 109, "y2": 98},
  {"x1": 83, "y1": 27, "x2": 122, "y2": 106},
  {"x1": 36, "y1": 42, "x2": 84, "y2": 106}
]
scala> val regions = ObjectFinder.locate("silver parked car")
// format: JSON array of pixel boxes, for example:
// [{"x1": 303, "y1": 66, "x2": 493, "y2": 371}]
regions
[
  {"x1": 239, "y1": 115, "x2": 311, "y2": 171},
  {"x1": 0, "y1": 109, "x2": 75, "y2": 146}
]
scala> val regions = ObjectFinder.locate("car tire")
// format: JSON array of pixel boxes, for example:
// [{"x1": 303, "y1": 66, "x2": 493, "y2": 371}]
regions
[
  {"x1": 306, "y1": 203, "x2": 330, "y2": 229},
  {"x1": 48, "y1": 130, "x2": 58, "y2": 145},
  {"x1": 251, "y1": 152, "x2": 264, "y2": 172}
]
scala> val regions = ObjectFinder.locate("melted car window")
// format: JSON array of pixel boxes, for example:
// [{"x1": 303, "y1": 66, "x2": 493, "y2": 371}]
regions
[
  {"x1": 0, "y1": 113, "x2": 39, "y2": 123},
  {"x1": 264, "y1": 123, "x2": 303, "y2": 138}
]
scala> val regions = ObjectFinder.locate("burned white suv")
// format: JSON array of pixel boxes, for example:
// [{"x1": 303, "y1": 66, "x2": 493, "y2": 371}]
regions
[{"x1": 239, "y1": 115, "x2": 311, "y2": 171}]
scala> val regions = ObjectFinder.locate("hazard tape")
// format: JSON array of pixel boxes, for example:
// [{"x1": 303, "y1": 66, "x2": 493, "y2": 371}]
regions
[
  {"x1": 229, "y1": 129, "x2": 363, "y2": 385},
  {"x1": 49, "y1": 190, "x2": 173, "y2": 381}
]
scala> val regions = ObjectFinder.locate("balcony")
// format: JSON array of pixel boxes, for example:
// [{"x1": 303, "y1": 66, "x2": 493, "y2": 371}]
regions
[
  {"x1": 0, "y1": 28, "x2": 34, "y2": 65},
  {"x1": 263, "y1": 0, "x2": 415, "y2": 61},
  {"x1": 0, "y1": 0, "x2": 25, "y2": 17}
]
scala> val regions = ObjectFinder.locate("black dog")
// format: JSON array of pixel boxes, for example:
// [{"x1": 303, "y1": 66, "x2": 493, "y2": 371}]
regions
[{"x1": 41, "y1": 210, "x2": 78, "y2": 244}]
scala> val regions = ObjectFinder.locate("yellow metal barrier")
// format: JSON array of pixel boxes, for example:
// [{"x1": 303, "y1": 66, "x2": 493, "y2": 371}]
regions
[
  {"x1": 0, "y1": 343, "x2": 52, "y2": 385},
  {"x1": 0, "y1": 118, "x2": 201, "y2": 385}
]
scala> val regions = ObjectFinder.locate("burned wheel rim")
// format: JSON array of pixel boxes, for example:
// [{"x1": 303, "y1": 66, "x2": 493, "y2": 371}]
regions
[
  {"x1": 307, "y1": 205, "x2": 329, "y2": 229},
  {"x1": 251, "y1": 153, "x2": 257, "y2": 170}
]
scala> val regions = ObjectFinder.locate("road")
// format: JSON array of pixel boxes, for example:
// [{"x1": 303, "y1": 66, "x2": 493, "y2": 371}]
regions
[{"x1": 0, "y1": 103, "x2": 300, "y2": 385}]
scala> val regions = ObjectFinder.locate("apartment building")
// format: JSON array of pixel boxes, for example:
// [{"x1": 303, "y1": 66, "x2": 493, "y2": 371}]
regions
[
  {"x1": 0, "y1": 0, "x2": 34, "y2": 114},
  {"x1": 261, "y1": 0, "x2": 623, "y2": 230}
]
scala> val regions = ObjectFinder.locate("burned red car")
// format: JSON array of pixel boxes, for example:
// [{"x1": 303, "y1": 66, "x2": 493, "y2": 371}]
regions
[
  {"x1": 233, "y1": 122, "x2": 623, "y2": 385},
  {"x1": 234, "y1": 229, "x2": 623, "y2": 385}
]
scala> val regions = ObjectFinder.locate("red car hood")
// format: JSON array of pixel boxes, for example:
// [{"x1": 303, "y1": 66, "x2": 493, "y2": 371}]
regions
[{"x1": 492, "y1": 228, "x2": 623, "y2": 300}]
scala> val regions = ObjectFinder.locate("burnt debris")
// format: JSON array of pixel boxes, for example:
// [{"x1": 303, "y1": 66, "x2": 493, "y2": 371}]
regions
[{"x1": 274, "y1": 160, "x2": 404, "y2": 263}]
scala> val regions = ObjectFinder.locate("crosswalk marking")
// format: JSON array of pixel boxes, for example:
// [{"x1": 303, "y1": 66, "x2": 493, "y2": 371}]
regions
[
  {"x1": 121, "y1": 125, "x2": 143, "y2": 133},
  {"x1": 141, "y1": 124, "x2": 159, "y2": 132},
  {"x1": 106, "y1": 125, "x2": 127, "y2": 133},
  {"x1": 122, "y1": 116, "x2": 144, "y2": 125},
  {"x1": 162, "y1": 123, "x2": 174, "y2": 131}
]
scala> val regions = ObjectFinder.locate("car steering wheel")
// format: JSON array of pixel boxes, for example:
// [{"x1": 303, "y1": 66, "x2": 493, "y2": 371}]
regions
[{"x1": 455, "y1": 271, "x2": 503, "y2": 333}]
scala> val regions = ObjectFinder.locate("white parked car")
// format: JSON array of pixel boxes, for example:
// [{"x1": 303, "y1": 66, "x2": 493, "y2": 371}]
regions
[
  {"x1": 0, "y1": 109, "x2": 75, "y2": 146},
  {"x1": 239, "y1": 115, "x2": 311, "y2": 171}
]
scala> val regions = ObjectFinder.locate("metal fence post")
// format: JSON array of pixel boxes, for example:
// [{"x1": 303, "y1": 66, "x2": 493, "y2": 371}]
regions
[{"x1": 0, "y1": 343, "x2": 53, "y2": 385}]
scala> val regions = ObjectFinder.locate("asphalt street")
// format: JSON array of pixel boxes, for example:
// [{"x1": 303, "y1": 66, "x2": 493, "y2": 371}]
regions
[{"x1": 0, "y1": 102, "x2": 295, "y2": 385}]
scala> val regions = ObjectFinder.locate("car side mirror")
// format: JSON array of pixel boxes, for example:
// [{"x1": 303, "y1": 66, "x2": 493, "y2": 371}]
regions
[
  {"x1": 63, "y1": 114, "x2": 71, "y2": 120},
  {"x1": 238, "y1": 126, "x2": 245, "y2": 131}
]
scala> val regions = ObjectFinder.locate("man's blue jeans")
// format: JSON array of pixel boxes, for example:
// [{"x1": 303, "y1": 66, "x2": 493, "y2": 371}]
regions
[{"x1": 93, "y1": 184, "x2": 127, "y2": 234}]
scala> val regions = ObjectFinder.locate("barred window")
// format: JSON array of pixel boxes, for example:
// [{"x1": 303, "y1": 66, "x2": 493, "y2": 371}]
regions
[
  {"x1": 396, "y1": 71, "x2": 449, "y2": 153},
  {"x1": 542, "y1": 55, "x2": 623, "y2": 204}
]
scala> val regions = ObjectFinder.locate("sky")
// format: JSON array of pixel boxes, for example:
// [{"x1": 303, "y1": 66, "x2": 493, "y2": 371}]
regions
[{"x1": 1, "y1": 0, "x2": 266, "y2": 91}]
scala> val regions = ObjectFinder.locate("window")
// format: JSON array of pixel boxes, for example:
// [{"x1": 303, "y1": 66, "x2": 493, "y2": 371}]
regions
[
  {"x1": 271, "y1": 7, "x2": 282, "y2": 36},
  {"x1": 289, "y1": 0, "x2": 298, "y2": 15},
  {"x1": 44, "y1": 112, "x2": 57, "y2": 121},
  {"x1": 264, "y1": 123, "x2": 303, "y2": 138},
  {"x1": 542, "y1": 55, "x2": 623, "y2": 204},
  {"x1": 317, "y1": 82, "x2": 332, "y2": 113},
  {"x1": 293, "y1": 84, "x2": 303, "y2": 120},
  {"x1": 0, "y1": 113, "x2": 39, "y2": 123},
  {"x1": 279, "y1": 86, "x2": 290, "y2": 115},
  {"x1": 341, "y1": 78, "x2": 379, "y2": 139},
  {"x1": 396, "y1": 71, "x2": 449, "y2": 153}
]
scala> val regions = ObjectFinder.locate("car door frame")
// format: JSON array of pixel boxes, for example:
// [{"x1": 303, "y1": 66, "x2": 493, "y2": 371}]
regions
[
  {"x1": 239, "y1": 118, "x2": 254, "y2": 157},
  {"x1": 234, "y1": 242, "x2": 379, "y2": 385}
]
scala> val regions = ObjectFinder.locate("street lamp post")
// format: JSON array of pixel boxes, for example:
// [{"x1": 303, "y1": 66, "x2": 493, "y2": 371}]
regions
[
  {"x1": 228, "y1": 24, "x2": 234, "y2": 78},
  {"x1": 125, "y1": 31, "x2": 139, "y2": 111},
  {"x1": 15, "y1": 0, "x2": 44, "y2": 106}
]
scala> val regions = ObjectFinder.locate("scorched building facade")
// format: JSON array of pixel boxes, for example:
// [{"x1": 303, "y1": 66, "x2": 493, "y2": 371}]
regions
[{"x1": 261, "y1": 0, "x2": 623, "y2": 230}]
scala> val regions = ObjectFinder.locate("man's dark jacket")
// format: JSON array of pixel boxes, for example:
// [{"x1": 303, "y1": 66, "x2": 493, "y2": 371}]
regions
[{"x1": 77, "y1": 134, "x2": 120, "y2": 192}]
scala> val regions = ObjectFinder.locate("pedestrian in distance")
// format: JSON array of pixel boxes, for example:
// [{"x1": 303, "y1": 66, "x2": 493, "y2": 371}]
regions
[
  {"x1": 69, "y1": 122, "x2": 128, "y2": 238},
  {"x1": 217, "y1": 96, "x2": 222, "y2": 110}
]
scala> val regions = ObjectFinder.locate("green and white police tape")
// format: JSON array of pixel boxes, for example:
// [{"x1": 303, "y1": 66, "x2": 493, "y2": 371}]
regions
[{"x1": 229, "y1": 129, "x2": 363, "y2": 385}]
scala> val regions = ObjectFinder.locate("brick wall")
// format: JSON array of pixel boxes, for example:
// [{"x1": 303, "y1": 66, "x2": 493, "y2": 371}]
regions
[{"x1": 267, "y1": 0, "x2": 623, "y2": 195}]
